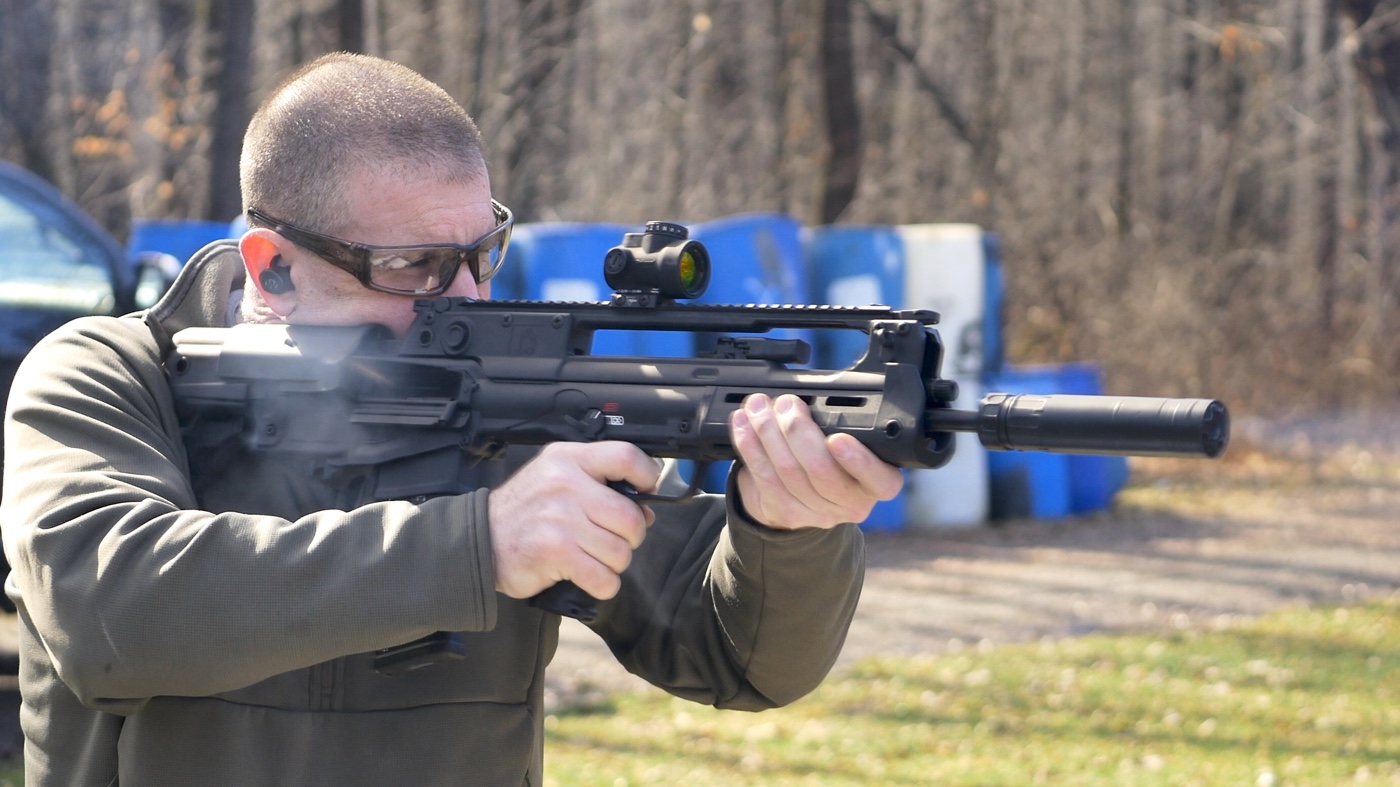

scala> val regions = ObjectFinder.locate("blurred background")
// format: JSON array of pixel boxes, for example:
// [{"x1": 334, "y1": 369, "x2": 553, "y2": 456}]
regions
[
  {"x1": 4, "y1": 4, "x2": 1398, "y2": 778},
  {"x1": 1, "y1": 0, "x2": 1398, "y2": 419}
]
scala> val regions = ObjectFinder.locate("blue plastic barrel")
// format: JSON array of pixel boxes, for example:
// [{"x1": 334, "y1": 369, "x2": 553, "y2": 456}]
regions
[
  {"x1": 803, "y1": 225, "x2": 905, "y2": 369},
  {"x1": 128, "y1": 219, "x2": 235, "y2": 266},
  {"x1": 689, "y1": 213, "x2": 814, "y2": 351},
  {"x1": 803, "y1": 225, "x2": 908, "y2": 531},
  {"x1": 982, "y1": 364, "x2": 1130, "y2": 518},
  {"x1": 510, "y1": 223, "x2": 692, "y2": 357},
  {"x1": 981, "y1": 232, "x2": 1004, "y2": 375}
]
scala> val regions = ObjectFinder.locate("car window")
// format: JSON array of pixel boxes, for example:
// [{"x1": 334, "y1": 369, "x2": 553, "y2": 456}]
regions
[{"x1": 0, "y1": 190, "x2": 116, "y2": 314}]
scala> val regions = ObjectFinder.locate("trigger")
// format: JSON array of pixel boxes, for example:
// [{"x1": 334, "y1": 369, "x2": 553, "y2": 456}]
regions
[{"x1": 605, "y1": 460, "x2": 710, "y2": 504}]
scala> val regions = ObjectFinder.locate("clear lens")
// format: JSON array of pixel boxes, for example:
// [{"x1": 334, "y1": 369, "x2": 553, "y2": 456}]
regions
[
  {"x1": 252, "y1": 199, "x2": 512, "y2": 296},
  {"x1": 362, "y1": 229, "x2": 508, "y2": 294},
  {"x1": 475, "y1": 234, "x2": 509, "y2": 283},
  {"x1": 367, "y1": 248, "x2": 461, "y2": 294}
]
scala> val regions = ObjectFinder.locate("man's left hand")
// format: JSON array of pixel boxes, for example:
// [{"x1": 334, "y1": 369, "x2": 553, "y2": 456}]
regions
[{"x1": 728, "y1": 393, "x2": 904, "y2": 530}]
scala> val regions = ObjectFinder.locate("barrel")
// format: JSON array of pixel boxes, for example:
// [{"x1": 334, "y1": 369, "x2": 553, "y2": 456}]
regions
[
  {"x1": 804, "y1": 225, "x2": 905, "y2": 369},
  {"x1": 897, "y1": 224, "x2": 989, "y2": 528},
  {"x1": 689, "y1": 213, "x2": 815, "y2": 357},
  {"x1": 804, "y1": 225, "x2": 908, "y2": 531}
]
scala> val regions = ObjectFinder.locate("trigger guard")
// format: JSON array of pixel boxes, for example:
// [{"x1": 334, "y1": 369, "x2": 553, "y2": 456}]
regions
[{"x1": 605, "y1": 460, "x2": 710, "y2": 504}]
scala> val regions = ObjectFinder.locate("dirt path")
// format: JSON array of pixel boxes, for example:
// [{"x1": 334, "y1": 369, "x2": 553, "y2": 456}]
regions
[{"x1": 547, "y1": 424, "x2": 1400, "y2": 705}]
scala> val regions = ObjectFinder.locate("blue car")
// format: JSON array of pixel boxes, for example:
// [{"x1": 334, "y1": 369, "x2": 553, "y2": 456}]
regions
[{"x1": 0, "y1": 160, "x2": 179, "y2": 599}]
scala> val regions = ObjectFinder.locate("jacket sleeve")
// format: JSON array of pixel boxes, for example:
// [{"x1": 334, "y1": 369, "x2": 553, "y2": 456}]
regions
[
  {"x1": 0, "y1": 317, "x2": 498, "y2": 711},
  {"x1": 590, "y1": 462, "x2": 865, "y2": 711}
]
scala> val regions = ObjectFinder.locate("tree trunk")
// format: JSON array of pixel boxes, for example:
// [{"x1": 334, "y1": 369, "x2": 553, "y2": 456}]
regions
[
  {"x1": 0, "y1": 0, "x2": 55, "y2": 178},
  {"x1": 339, "y1": 0, "x2": 364, "y2": 52},
  {"x1": 209, "y1": 0, "x2": 253, "y2": 220},
  {"x1": 817, "y1": 0, "x2": 860, "y2": 224}
]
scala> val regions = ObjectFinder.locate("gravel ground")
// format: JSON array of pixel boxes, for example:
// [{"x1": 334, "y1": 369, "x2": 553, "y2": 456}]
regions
[{"x1": 546, "y1": 418, "x2": 1400, "y2": 707}]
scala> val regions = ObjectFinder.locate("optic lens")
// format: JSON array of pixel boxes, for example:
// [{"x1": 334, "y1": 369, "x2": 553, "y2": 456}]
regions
[
  {"x1": 603, "y1": 231, "x2": 709, "y2": 299},
  {"x1": 679, "y1": 251, "x2": 698, "y2": 291}
]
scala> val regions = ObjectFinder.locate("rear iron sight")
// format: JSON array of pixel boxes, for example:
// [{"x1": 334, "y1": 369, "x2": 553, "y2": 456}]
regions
[{"x1": 604, "y1": 221, "x2": 711, "y2": 301}]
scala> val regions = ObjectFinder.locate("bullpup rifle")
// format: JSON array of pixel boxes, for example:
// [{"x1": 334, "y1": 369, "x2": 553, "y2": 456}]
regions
[{"x1": 165, "y1": 220, "x2": 1230, "y2": 673}]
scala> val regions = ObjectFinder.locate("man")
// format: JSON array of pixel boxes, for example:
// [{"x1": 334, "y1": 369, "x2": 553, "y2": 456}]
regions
[{"x1": 1, "y1": 54, "x2": 901, "y2": 785}]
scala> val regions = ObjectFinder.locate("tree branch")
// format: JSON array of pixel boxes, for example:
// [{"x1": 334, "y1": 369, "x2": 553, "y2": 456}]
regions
[{"x1": 853, "y1": 0, "x2": 977, "y2": 147}]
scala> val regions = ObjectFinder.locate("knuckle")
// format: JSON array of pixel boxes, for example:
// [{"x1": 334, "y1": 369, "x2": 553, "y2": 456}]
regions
[
  {"x1": 621, "y1": 516, "x2": 647, "y2": 549},
  {"x1": 729, "y1": 430, "x2": 758, "y2": 461},
  {"x1": 540, "y1": 441, "x2": 580, "y2": 461},
  {"x1": 582, "y1": 569, "x2": 622, "y2": 601},
  {"x1": 770, "y1": 453, "x2": 806, "y2": 482},
  {"x1": 610, "y1": 542, "x2": 634, "y2": 573},
  {"x1": 597, "y1": 528, "x2": 629, "y2": 562},
  {"x1": 538, "y1": 533, "x2": 576, "y2": 567}
]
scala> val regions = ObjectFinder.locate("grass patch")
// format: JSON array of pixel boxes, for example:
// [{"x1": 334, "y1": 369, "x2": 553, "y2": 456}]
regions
[
  {"x1": 544, "y1": 599, "x2": 1400, "y2": 785},
  {"x1": 0, "y1": 601, "x2": 1392, "y2": 784}
]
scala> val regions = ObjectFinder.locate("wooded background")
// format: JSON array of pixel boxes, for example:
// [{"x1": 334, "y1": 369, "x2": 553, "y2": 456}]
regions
[{"x1": 2, "y1": 0, "x2": 1399, "y2": 417}]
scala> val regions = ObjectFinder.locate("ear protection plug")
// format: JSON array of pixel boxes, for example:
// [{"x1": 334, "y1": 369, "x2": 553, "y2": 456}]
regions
[{"x1": 259, "y1": 265, "x2": 295, "y2": 295}]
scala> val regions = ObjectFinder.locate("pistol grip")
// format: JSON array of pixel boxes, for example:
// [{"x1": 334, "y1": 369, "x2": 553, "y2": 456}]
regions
[
  {"x1": 528, "y1": 580, "x2": 599, "y2": 622},
  {"x1": 530, "y1": 463, "x2": 716, "y2": 623}
]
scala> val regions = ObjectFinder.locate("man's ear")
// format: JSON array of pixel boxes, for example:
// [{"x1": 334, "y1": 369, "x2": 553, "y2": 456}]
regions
[{"x1": 240, "y1": 229, "x2": 298, "y2": 314}]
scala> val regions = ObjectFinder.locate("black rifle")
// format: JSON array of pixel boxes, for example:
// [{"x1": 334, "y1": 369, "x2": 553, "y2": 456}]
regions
[{"x1": 165, "y1": 221, "x2": 1229, "y2": 674}]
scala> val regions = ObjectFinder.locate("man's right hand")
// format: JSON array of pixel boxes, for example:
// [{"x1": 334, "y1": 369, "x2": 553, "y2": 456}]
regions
[{"x1": 486, "y1": 442, "x2": 659, "y2": 602}]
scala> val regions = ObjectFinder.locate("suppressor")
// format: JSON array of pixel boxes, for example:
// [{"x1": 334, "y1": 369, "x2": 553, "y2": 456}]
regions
[{"x1": 925, "y1": 394, "x2": 1230, "y2": 458}]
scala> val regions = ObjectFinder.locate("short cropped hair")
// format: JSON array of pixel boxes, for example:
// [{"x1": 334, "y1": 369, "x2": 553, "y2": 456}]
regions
[{"x1": 240, "y1": 53, "x2": 487, "y2": 234}]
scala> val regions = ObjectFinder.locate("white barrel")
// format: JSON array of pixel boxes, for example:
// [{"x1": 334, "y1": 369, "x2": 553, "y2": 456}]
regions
[{"x1": 897, "y1": 224, "x2": 989, "y2": 528}]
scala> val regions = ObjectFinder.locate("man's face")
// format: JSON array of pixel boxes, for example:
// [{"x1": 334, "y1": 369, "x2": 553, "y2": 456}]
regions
[{"x1": 257, "y1": 166, "x2": 498, "y2": 337}]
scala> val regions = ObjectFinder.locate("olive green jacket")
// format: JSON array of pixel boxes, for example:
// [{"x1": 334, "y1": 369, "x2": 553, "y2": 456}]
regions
[{"x1": 1, "y1": 241, "x2": 865, "y2": 786}]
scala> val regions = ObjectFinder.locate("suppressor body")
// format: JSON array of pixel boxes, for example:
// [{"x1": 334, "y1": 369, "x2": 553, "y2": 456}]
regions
[{"x1": 926, "y1": 394, "x2": 1229, "y2": 458}]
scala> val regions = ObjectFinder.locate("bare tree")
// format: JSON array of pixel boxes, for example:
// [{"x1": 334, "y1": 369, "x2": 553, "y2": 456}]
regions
[
  {"x1": 209, "y1": 0, "x2": 255, "y2": 220},
  {"x1": 7, "y1": 0, "x2": 1400, "y2": 409},
  {"x1": 0, "y1": 0, "x2": 55, "y2": 177},
  {"x1": 817, "y1": 0, "x2": 860, "y2": 224}
]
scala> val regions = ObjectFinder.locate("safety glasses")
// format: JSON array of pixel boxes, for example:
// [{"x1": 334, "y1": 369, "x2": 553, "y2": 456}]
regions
[{"x1": 245, "y1": 200, "x2": 513, "y2": 296}]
